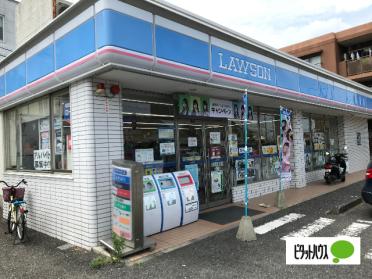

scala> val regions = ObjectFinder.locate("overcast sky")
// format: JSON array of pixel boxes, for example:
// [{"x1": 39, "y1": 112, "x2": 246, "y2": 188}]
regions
[{"x1": 165, "y1": 0, "x2": 372, "y2": 49}]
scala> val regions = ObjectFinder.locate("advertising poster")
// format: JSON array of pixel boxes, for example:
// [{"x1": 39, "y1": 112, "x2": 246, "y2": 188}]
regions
[
  {"x1": 209, "y1": 98, "x2": 233, "y2": 118},
  {"x1": 211, "y1": 170, "x2": 223, "y2": 193},
  {"x1": 262, "y1": 145, "x2": 278, "y2": 155},
  {"x1": 280, "y1": 107, "x2": 293, "y2": 182},
  {"x1": 135, "y1": 148, "x2": 154, "y2": 163},
  {"x1": 185, "y1": 164, "x2": 199, "y2": 190},
  {"x1": 158, "y1": 128, "x2": 174, "y2": 140},
  {"x1": 160, "y1": 142, "x2": 175, "y2": 155},
  {"x1": 179, "y1": 95, "x2": 190, "y2": 116},
  {"x1": 228, "y1": 134, "x2": 238, "y2": 157},
  {"x1": 63, "y1": 103, "x2": 70, "y2": 121},
  {"x1": 143, "y1": 177, "x2": 156, "y2": 193},
  {"x1": 40, "y1": 131, "x2": 50, "y2": 150},
  {"x1": 210, "y1": 132, "x2": 221, "y2": 144},
  {"x1": 34, "y1": 149, "x2": 51, "y2": 170},
  {"x1": 39, "y1": 117, "x2": 49, "y2": 132},
  {"x1": 235, "y1": 159, "x2": 255, "y2": 181},
  {"x1": 187, "y1": 137, "x2": 198, "y2": 147},
  {"x1": 200, "y1": 96, "x2": 210, "y2": 116},
  {"x1": 233, "y1": 101, "x2": 254, "y2": 120}
]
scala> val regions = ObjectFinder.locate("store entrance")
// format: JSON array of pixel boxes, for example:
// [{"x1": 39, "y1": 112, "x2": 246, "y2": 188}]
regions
[{"x1": 177, "y1": 118, "x2": 231, "y2": 209}]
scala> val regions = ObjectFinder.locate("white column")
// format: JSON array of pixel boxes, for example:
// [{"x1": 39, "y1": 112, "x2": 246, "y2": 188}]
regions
[
  {"x1": 70, "y1": 78, "x2": 124, "y2": 247},
  {"x1": 290, "y1": 110, "x2": 306, "y2": 188}
]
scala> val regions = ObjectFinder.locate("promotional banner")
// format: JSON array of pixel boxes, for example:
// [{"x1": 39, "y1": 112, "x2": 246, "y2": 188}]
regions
[
  {"x1": 178, "y1": 94, "x2": 253, "y2": 120},
  {"x1": 280, "y1": 107, "x2": 293, "y2": 182}
]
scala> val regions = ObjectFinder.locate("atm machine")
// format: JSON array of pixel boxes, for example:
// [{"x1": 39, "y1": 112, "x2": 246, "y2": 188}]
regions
[
  {"x1": 152, "y1": 173, "x2": 182, "y2": 231},
  {"x1": 142, "y1": 175, "x2": 162, "y2": 236},
  {"x1": 173, "y1": 171, "x2": 199, "y2": 225}
]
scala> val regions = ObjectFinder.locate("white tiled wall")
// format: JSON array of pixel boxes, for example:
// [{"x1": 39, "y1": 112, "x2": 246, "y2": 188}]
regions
[
  {"x1": 342, "y1": 115, "x2": 370, "y2": 173},
  {"x1": 232, "y1": 178, "x2": 291, "y2": 203},
  {"x1": 1, "y1": 78, "x2": 124, "y2": 248}
]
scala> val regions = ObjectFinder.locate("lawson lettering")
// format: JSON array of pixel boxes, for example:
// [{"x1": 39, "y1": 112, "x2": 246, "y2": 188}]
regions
[{"x1": 218, "y1": 52, "x2": 271, "y2": 81}]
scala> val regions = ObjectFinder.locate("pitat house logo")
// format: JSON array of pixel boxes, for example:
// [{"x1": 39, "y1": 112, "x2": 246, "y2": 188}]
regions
[
  {"x1": 286, "y1": 237, "x2": 360, "y2": 265},
  {"x1": 218, "y1": 52, "x2": 271, "y2": 81}
]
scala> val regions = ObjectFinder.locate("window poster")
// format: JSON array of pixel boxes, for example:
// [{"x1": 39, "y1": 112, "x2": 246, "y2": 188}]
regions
[
  {"x1": 34, "y1": 149, "x2": 51, "y2": 170},
  {"x1": 55, "y1": 129, "x2": 62, "y2": 155},
  {"x1": 178, "y1": 95, "x2": 209, "y2": 117},
  {"x1": 209, "y1": 98, "x2": 233, "y2": 119},
  {"x1": 232, "y1": 102, "x2": 254, "y2": 120},
  {"x1": 158, "y1": 128, "x2": 174, "y2": 140},
  {"x1": 135, "y1": 148, "x2": 154, "y2": 163},
  {"x1": 211, "y1": 170, "x2": 223, "y2": 193},
  {"x1": 159, "y1": 142, "x2": 175, "y2": 155},
  {"x1": 235, "y1": 159, "x2": 255, "y2": 181},
  {"x1": 210, "y1": 132, "x2": 221, "y2": 144},
  {"x1": 187, "y1": 137, "x2": 198, "y2": 147},
  {"x1": 185, "y1": 164, "x2": 199, "y2": 190},
  {"x1": 63, "y1": 103, "x2": 70, "y2": 121},
  {"x1": 228, "y1": 134, "x2": 238, "y2": 157},
  {"x1": 40, "y1": 131, "x2": 50, "y2": 150},
  {"x1": 262, "y1": 145, "x2": 278, "y2": 155},
  {"x1": 39, "y1": 117, "x2": 49, "y2": 132}
]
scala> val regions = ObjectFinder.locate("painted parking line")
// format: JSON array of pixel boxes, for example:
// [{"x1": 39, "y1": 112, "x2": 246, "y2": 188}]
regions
[
  {"x1": 281, "y1": 217, "x2": 335, "y2": 240},
  {"x1": 356, "y1": 219, "x2": 372, "y2": 225},
  {"x1": 254, "y1": 213, "x2": 305, "y2": 235},
  {"x1": 335, "y1": 222, "x2": 370, "y2": 237},
  {"x1": 365, "y1": 249, "x2": 372, "y2": 260}
]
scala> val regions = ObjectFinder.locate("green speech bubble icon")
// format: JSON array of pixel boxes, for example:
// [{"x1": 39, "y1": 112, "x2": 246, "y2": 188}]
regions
[{"x1": 331, "y1": 240, "x2": 354, "y2": 263}]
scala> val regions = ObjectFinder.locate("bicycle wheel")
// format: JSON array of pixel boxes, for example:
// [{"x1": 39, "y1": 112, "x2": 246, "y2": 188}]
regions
[
  {"x1": 7, "y1": 210, "x2": 16, "y2": 234},
  {"x1": 16, "y1": 210, "x2": 26, "y2": 241}
]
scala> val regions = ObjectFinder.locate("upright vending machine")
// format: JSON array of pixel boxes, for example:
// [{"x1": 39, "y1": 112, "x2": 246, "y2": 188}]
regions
[
  {"x1": 152, "y1": 173, "x2": 182, "y2": 231},
  {"x1": 173, "y1": 171, "x2": 199, "y2": 225},
  {"x1": 142, "y1": 175, "x2": 162, "y2": 236}
]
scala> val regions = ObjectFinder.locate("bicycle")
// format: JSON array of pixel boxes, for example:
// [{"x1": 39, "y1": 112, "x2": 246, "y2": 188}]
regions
[{"x1": 1, "y1": 179, "x2": 28, "y2": 241}]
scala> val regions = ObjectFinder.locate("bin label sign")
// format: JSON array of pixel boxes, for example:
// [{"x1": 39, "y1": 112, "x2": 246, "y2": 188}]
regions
[{"x1": 112, "y1": 166, "x2": 132, "y2": 241}]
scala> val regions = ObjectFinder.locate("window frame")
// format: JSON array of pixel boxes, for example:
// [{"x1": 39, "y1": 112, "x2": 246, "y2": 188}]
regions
[{"x1": 4, "y1": 90, "x2": 72, "y2": 173}]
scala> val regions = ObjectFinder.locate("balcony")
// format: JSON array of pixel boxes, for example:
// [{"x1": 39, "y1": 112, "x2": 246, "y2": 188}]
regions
[{"x1": 346, "y1": 56, "x2": 372, "y2": 76}]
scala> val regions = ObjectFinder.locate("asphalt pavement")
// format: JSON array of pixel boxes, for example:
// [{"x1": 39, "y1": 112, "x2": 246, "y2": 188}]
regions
[{"x1": 1, "y1": 181, "x2": 371, "y2": 279}]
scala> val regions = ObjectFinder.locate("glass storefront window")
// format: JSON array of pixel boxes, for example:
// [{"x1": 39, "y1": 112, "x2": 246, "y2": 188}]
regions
[
  {"x1": 260, "y1": 109, "x2": 280, "y2": 180},
  {"x1": 5, "y1": 91, "x2": 71, "y2": 172},
  {"x1": 303, "y1": 114, "x2": 339, "y2": 172},
  {"x1": 52, "y1": 93, "x2": 71, "y2": 170},
  {"x1": 123, "y1": 116, "x2": 176, "y2": 174}
]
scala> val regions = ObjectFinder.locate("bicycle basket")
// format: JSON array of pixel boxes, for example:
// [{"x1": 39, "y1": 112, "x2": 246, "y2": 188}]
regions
[{"x1": 2, "y1": 187, "x2": 25, "y2": 202}]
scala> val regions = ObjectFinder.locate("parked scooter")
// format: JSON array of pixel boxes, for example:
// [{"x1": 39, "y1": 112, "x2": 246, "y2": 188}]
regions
[{"x1": 323, "y1": 149, "x2": 347, "y2": 184}]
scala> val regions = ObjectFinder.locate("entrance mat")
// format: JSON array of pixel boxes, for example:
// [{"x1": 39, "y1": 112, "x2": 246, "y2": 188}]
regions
[{"x1": 199, "y1": 206, "x2": 263, "y2": 225}]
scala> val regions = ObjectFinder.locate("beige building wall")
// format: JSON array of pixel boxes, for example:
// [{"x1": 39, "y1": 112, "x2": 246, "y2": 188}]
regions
[{"x1": 15, "y1": 0, "x2": 53, "y2": 47}]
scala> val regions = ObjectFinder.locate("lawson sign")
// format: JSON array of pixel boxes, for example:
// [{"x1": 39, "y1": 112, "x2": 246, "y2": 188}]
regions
[{"x1": 211, "y1": 45, "x2": 276, "y2": 87}]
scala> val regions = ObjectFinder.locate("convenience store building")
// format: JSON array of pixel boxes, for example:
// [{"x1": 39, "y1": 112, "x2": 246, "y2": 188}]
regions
[{"x1": 0, "y1": 0, "x2": 371, "y2": 248}]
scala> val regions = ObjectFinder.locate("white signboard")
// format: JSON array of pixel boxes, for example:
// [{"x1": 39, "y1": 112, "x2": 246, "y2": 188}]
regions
[
  {"x1": 211, "y1": 170, "x2": 223, "y2": 193},
  {"x1": 158, "y1": 128, "x2": 174, "y2": 140},
  {"x1": 34, "y1": 149, "x2": 51, "y2": 170},
  {"x1": 188, "y1": 137, "x2": 198, "y2": 147},
  {"x1": 135, "y1": 148, "x2": 154, "y2": 163},
  {"x1": 209, "y1": 98, "x2": 233, "y2": 118},
  {"x1": 160, "y1": 142, "x2": 175, "y2": 155},
  {"x1": 210, "y1": 132, "x2": 221, "y2": 144}
]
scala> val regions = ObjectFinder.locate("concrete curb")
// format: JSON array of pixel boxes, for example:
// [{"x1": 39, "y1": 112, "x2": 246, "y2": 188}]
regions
[{"x1": 326, "y1": 197, "x2": 362, "y2": 215}]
